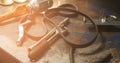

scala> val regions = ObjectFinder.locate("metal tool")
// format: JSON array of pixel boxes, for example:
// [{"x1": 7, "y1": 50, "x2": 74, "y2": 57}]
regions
[
  {"x1": 28, "y1": 18, "x2": 69, "y2": 61},
  {"x1": 17, "y1": 19, "x2": 32, "y2": 46},
  {"x1": 16, "y1": 0, "x2": 53, "y2": 46},
  {"x1": 16, "y1": 0, "x2": 39, "y2": 46}
]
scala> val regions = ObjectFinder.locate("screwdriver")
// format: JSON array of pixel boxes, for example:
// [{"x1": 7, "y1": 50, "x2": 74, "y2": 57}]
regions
[{"x1": 28, "y1": 18, "x2": 69, "y2": 61}]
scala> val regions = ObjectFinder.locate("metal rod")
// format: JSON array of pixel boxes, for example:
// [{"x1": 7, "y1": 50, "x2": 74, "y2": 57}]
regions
[{"x1": 28, "y1": 17, "x2": 69, "y2": 51}]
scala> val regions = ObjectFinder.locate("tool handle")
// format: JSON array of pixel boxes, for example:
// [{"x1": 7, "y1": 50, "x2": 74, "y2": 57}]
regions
[
  {"x1": 28, "y1": 40, "x2": 50, "y2": 62},
  {"x1": 28, "y1": 28, "x2": 56, "y2": 51},
  {"x1": 0, "y1": 5, "x2": 30, "y2": 22},
  {"x1": 28, "y1": 18, "x2": 69, "y2": 50},
  {"x1": 28, "y1": 29, "x2": 67, "y2": 62}
]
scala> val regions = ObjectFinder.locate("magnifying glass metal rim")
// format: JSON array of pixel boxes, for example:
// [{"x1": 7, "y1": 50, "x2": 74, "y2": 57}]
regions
[{"x1": 44, "y1": 7, "x2": 98, "y2": 48}]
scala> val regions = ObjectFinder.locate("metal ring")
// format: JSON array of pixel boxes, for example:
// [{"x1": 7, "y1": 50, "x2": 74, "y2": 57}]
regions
[{"x1": 44, "y1": 7, "x2": 98, "y2": 48}]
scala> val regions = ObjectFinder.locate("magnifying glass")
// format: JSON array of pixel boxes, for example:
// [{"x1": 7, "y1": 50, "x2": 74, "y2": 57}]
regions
[
  {"x1": 44, "y1": 7, "x2": 98, "y2": 48},
  {"x1": 44, "y1": 7, "x2": 98, "y2": 63}
]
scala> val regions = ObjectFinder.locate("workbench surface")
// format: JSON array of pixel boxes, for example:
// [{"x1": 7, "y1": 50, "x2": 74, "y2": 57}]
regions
[{"x1": 0, "y1": 0, "x2": 120, "y2": 63}]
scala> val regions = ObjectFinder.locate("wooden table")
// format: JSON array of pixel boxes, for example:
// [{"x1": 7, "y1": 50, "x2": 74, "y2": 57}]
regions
[{"x1": 0, "y1": 0, "x2": 109, "y2": 63}]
